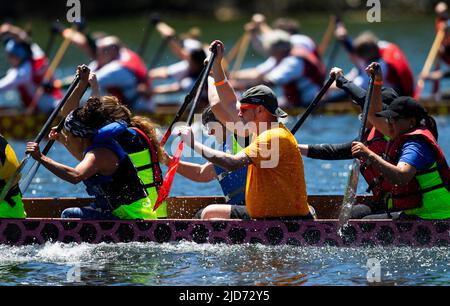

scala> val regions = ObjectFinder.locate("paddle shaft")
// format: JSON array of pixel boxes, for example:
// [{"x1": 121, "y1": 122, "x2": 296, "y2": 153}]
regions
[
  {"x1": 230, "y1": 32, "x2": 250, "y2": 74},
  {"x1": 20, "y1": 81, "x2": 89, "y2": 193},
  {"x1": 159, "y1": 64, "x2": 207, "y2": 146},
  {"x1": 415, "y1": 26, "x2": 446, "y2": 99},
  {"x1": 148, "y1": 38, "x2": 168, "y2": 70},
  {"x1": 44, "y1": 31, "x2": 57, "y2": 56},
  {"x1": 153, "y1": 48, "x2": 217, "y2": 212},
  {"x1": 0, "y1": 75, "x2": 81, "y2": 202},
  {"x1": 187, "y1": 49, "x2": 217, "y2": 125},
  {"x1": 338, "y1": 73, "x2": 376, "y2": 226},
  {"x1": 291, "y1": 76, "x2": 335, "y2": 135},
  {"x1": 138, "y1": 16, "x2": 157, "y2": 57},
  {"x1": 27, "y1": 26, "x2": 75, "y2": 112}
]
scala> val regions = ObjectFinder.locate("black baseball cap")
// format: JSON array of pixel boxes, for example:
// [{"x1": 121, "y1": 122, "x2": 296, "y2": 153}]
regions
[
  {"x1": 240, "y1": 85, "x2": 288, "y2": 118},
  {"x1": 375, "y1": 96, "x2": 428, "y2": 119}
]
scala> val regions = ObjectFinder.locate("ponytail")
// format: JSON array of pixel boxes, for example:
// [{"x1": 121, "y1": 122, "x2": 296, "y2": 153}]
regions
[
  {"x1": 130, "y1": 116, "x2": 167, "y2": 164},
  {"x1": 423, "y1": 115, "x2": 439, "y2": 140}
]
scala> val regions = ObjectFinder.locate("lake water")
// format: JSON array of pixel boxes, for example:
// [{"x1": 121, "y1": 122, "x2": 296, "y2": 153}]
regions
[{"x1": 1, "y1": 14, "x2": 450, "y2": 286}]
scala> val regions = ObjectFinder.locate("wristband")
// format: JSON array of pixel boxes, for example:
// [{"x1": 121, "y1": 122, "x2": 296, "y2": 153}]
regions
[
  {"x1": 373, "y1": 80, "x2": 383, "y2": 86},
  {"x1": 214, "y1": 79, "x2": 227, "y2": 87}
]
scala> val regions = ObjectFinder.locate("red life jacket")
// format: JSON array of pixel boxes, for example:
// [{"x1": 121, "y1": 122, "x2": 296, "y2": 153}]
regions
[
  {"x1": 131, "y1": 127, "x2": 163, "y2": 191},
  {"x1": 282, "y1": 47, "x2": 325, "y2": 106},
  {"x1": 378, "y1": 41, "x2": 414, "y2": 97},
  {"x1": 359, "y1": 127, "x2": 389, "y2": 202},
  {"x1": 17, "y1": 56, "x2": 62, "y2": 108},
  {"x1": 104, "y1": 48, "x2": 149, "y2": 105},
  {"x1": 380, "y1": 127, "x2": 450, "y2": 210}
]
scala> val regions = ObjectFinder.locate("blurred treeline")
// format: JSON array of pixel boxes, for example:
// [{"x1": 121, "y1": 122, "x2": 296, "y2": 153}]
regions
[{"x1": 0, "y1": 0, "x2": 442, "y2": 20}]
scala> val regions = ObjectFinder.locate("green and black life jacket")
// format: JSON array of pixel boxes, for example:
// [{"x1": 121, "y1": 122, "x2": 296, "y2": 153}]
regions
[
  {"x1": 0, "y1": 135, "x2": 26, "y2": 218},
  {"x1": 381, "y1": 127, "x2": 450, "y2": 219}
]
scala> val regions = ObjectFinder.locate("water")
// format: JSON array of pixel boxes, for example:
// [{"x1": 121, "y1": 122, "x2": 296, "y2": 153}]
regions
[
  {"x1": 1, "y1": 15, "x2": 450, "y2": 286},
  {"x1": 0, "y1": 242, "x2": 449, "y2": 286}
]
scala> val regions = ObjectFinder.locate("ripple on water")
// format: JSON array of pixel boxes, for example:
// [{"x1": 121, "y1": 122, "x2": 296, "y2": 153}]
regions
[{"x1": 0, "y1": 242, "x2": 449, "y2": 285}]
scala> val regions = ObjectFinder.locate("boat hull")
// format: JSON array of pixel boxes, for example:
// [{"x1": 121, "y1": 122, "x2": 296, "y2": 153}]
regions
[{"x1": 0, "y1": 218, "x2": 448, "y2": 247}]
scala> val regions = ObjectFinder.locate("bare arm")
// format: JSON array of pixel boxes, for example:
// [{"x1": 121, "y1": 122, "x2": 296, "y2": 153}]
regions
[
  {"x1": 27, "y1": 144, "x2": 119, "y2": 184},
  {"x1": 352, "y1": 141, "x2": 416, "y2": 185},
  {"x1": 175, "y1": 161, "x2": 217, "y2": 182},
  {"x1": 366, "y1": 63, "x2": 390, "y2": 137},
  {"x1": 61, "y1": 65, "x2": 90, "y2": 117}
]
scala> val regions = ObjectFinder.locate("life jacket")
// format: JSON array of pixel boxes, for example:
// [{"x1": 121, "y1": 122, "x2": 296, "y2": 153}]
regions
[
  {"x1": 380, "y1": 127, "x2": 450, "y2": 213},
  {"x1": 104, "y1": 48, "x2": 149, "y2": 106},
  {"x1": 16, "y1": 54, "x2": 62, "y2": 109},
  {"x1": 93, "y1": 122, "x2": 166, "y2": 217},
  {"x1": 282, "y1": 47, "x2": 325, "y2": 106},
  {"x1": 83, "y1": 139, "x2": 156, "y2": 220},
  {"x1": 213, "y1": 134, "x2": 247, "y2": 205},
  {"x1": 0, "y1": 135, "x2": 26, "y2": 218},
  {"x1": 359, "y1": 127, "x2": 390, "y2": 202},
  {"x1": 378, "y1": 41, "x2": 414, "y2": 97},
  {"x1": 128, "y1": 127, "x2": 166, "y2": 217}
]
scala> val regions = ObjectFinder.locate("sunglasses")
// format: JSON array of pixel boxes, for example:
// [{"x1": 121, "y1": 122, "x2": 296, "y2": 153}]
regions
[{"x1": 239, "y1": 104, "x2": 259, "y2": 112}]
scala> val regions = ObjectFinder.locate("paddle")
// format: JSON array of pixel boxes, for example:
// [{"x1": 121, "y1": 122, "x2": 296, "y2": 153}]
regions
[
  {"x1": 414, "y1": 23, "x2": 446, "y2": 99},
  {"x1": 318, "y1": 15, "x2": 337, "y2": 57},
  {"x1": 159, "y1": 64, "x2": 207, "y2": 146},
  {"x1": 138, "y1": 13, "x2": 161, "y2": 57},
  {"x1": 0, "y1": 74, "x2": 81, "y2": 203},
  {"x1": 44, "y1": 21, "x2": 62, "y2": 56},
  {"x1": 26, "y1": 25, "x2": 76, "y2": 113},
  {"x1": 148, "y1": 37, "x2": 168, "y2": 70},
  {"x1": 338, "y1": 69, "x2": 377, "y2": 228},
  {"x1": 153, "y1": 47, "x2": 217, "y2": 211},
  {"x1": 290, "y1": 76, "x2": 336, "y2": 135},
  {"x1": 223, "y1": 33, "x2": 245, "y2": 71},
  {"x1": 230, "y1": 32, "x2": 250, "y2": 74},
  {"x1": 20, "y1": 73, "x2": 90, "y2": 193}
]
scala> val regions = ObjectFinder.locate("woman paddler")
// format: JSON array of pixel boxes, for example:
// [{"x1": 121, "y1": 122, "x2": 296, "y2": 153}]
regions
[
  {"x1": 25, "y1": 98, "x2": 157, "y2": 220},
  {"x1": 60, "y1": 65, "x2": 167, "y2": 218},
  {"x1": 351, "y1": 62, "x2": 450, "y2": 220}
]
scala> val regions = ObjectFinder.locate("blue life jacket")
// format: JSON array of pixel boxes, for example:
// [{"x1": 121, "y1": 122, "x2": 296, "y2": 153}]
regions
[
  {"x1": 83, "y1": 138, "x2": 147, "y2": 212},
  {"x1": 213, "y1": 134, "x2": 247, "y2": 205}
]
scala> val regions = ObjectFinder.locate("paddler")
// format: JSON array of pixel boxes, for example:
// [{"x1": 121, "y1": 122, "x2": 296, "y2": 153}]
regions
[
  {"x1": 300, "y1": 67, "x2": 399, "y2": 219},
  {"x1": 0, "y1": 22, "x2": 61, "y2": 111},
  {"x1": 350, "y1": 62, "x2": 450, "y2": 220},
  {"x1": 176, "y1": 40, "x2": 314, "y2": 220},
  {"x1": 164, "y1": 106, "x2": 248, "y2": 211},
  {"x1": 25, "y1": 98, "x2": 157, "y2": 220},
  {"x1": 334, "y1": 22, "x2": 414, "y2": 97},
  {"x1": 59, "y1": 65, "x2": 168, "y2": 218},
  {"x1": 146, "y1": 21, "x2": 207, "y2": 103},
  {"x1": 58, "y1": 31, "x2": 150, "y2": 111},
  {"x1": 0, "y1": 134, "x2": 26, "y2": 218},
  {"x1": 230, "y1": 29, "x2": 324, "y2": 108}
]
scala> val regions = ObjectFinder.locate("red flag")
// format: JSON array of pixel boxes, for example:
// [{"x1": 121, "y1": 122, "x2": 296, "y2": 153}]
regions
[{"x1": 153, "y1": 140, "x2": 184, "y2": 211}]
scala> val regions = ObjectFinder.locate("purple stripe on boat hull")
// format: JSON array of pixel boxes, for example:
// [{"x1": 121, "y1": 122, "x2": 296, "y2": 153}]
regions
[{"x1": 0, "y1": 219, "x2": 449, "y2": 247}]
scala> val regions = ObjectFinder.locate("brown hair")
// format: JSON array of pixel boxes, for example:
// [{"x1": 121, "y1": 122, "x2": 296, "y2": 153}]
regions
[{"x1": 82, "y1": 95, "x2": 166, "y2": 163}]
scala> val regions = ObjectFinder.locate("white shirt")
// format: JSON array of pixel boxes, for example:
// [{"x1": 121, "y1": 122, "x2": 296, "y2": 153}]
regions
[{"x1": 257, "y1": 56, "x2": 320, "y2": 105}]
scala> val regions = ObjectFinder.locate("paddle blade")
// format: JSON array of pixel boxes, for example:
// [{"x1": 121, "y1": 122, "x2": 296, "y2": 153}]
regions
[
  {"x1": 19, "y1": 160, "x2": 41, "y2": 194},
  {"x1": 153, "y1": 141, "x2": 184, "y2": 211},
  {"x1": 338, "y1": 158, "x2": 361, "y2": 227}
]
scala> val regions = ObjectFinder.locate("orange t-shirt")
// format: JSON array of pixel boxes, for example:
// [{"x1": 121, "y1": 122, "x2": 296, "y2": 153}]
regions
[{"x1": 243, "y1": 123, "x2": 309, "y2": 218}]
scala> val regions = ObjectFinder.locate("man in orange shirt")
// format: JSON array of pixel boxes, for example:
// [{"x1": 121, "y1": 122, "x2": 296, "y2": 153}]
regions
[{"x1": 178, "y1": 42, "x2": 313, "y2": 220}]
